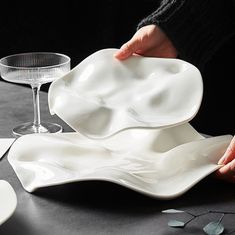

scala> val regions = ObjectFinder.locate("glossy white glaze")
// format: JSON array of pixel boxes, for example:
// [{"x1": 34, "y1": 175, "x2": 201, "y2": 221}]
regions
[
  {"x1": 8, "y1": 124, "x2": 232, "y2": 199},
  {"x1": 0, "y1": 180, "x2": 17, "y2": 225},
  {"x1": 48, "y1": 48, "x2": 203, "y2": 138}
]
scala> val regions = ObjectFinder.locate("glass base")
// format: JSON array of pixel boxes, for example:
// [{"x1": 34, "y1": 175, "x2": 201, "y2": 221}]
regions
[{"x1": 12, "y1": 122, "x2": 63, "y2": 138}]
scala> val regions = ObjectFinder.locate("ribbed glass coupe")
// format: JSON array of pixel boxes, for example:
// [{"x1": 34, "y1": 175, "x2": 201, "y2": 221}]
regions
[{"x1": 0, "y1": 52, "x2": 70, "y2": 137}]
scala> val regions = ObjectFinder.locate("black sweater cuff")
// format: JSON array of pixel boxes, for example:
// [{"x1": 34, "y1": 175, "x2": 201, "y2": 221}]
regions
[{"x1": 138, "y1": 0, "x2": 235, "y2": 71}]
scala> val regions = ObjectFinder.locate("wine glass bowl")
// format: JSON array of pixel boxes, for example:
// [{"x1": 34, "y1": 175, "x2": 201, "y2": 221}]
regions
[{"x1": 0, "y1": 52, "x2": 70, "y2": 137}]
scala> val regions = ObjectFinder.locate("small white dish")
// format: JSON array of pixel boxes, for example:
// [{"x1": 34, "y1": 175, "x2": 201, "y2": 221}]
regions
[
  {"x1": 7, "y1": 124, "x2": 232, "y2": 199},
  {"x1": 0, "y1": 138, "x2": 15, "y2": 159},
  {"x1": 48, "y1": 48, "x2": 203, "y2": 138},
  {"x1": 0, "y1": 180, "x2": 17, "y2": 225}
]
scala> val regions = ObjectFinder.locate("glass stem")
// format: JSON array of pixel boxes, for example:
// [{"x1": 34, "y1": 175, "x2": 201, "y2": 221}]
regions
[{"x1": 31, "y1": 84, "x2": 41, "y2": 128}]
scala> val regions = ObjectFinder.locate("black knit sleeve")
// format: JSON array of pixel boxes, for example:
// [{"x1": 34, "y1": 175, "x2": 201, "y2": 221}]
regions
[{"x1": 137, "y1": 0, "x2": 235, "y2": 71}]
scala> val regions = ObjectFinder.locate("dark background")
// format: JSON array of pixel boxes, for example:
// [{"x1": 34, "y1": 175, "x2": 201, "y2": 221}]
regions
[
  {"x1": 0, "y1": 1, "x2": 157, "y2": 68},
  {"x1": 0, "y1": 0, "x2": 234, "y2": 136}
]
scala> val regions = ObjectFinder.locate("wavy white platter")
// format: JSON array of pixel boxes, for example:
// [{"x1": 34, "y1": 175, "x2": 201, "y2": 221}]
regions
[
  {"x1": 8, "y1": 124, "x2": 232, "y2": 199},
  {"x1": 0, "y1": 180, "x2": 17, "y2": 225},
  {"x1": 48, "y1": 48, "x2": 203, "y2": 138}
]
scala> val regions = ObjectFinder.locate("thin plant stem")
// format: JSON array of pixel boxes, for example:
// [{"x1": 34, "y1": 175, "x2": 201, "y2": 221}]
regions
[
  {"x1": 184, "y1": 216, "x2": 196, "y2": 226},
  {"x1": 185, "y1": 211, "x2": 196, "y2": 217},
  {"x1": 165, "y1": 209, "x2": 235, "y2": 233},
  {"x1": 209, "y1": 210, "x2": 235, "y2": 215},
  {"x1": 218, "y1": 213, "x2": 225, "y2": 223},
  {"x1": 176, "y1": 211, "x2": 227, "y2": 228}
]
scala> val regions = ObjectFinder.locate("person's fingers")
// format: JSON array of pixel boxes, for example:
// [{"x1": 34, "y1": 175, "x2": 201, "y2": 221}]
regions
[
  {"x1": 114, "y1": 42, "x2": 136, "y2": 60},
  {"x1": 217, "y1": 159, "x2": 235, "y2": 177},
  {"x1": 218, "y1": 136, "x2": 235, "y2": 165},
  {"x1": 114, "y1": 37, "x2": 142, "y2": 60},
  {"x1": 215, "y1": 136, "x2": 235, "y2": 183}
]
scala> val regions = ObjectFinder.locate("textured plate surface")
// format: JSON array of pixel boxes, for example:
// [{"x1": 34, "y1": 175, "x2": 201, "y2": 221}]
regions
[
  {"x1": 48, "y1": 48, "x2": 203, "y2": 138},
  {"x1": 7, "y1": 124, "x2": 232, "y2": 199},
  {"x1": 0, "y1": 180, "x2": 17, "y2": 225}
]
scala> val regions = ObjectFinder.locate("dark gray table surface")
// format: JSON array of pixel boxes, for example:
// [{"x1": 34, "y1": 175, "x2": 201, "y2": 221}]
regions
[{"x1": 0, "y1": 81, "x2": 235, "y2": 235}]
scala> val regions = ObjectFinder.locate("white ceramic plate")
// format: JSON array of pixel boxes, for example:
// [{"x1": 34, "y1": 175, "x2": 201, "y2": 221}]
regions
[
  {"x1": 7, "y1": 124, "x2": 232, "y2": 199},
  {"x1": 0, "y1": 138, "x2": 15, "y2": 159},
  {"x1": 48, "y1": 48, "x2": 203, "y2": 138},
  {"x1": 0, "y1": 180, "x2": 17, "y2": 225}
]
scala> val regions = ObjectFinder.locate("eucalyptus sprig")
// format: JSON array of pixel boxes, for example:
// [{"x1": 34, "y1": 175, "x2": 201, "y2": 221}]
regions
[{"x1": 162, "y1": 209, "x2": 235, "y2": 235}]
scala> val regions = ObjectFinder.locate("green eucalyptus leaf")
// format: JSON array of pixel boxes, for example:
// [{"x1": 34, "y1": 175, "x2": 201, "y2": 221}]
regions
[
  {"x1": 168, "y1": 220, "x2": 185, "y2": 228},
  {"x1": 162, "y1": 209, "x2": 185, "y2": 214},
  {"x1": 203, "y1": 221, "x2": 224, "y2": 235}
]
